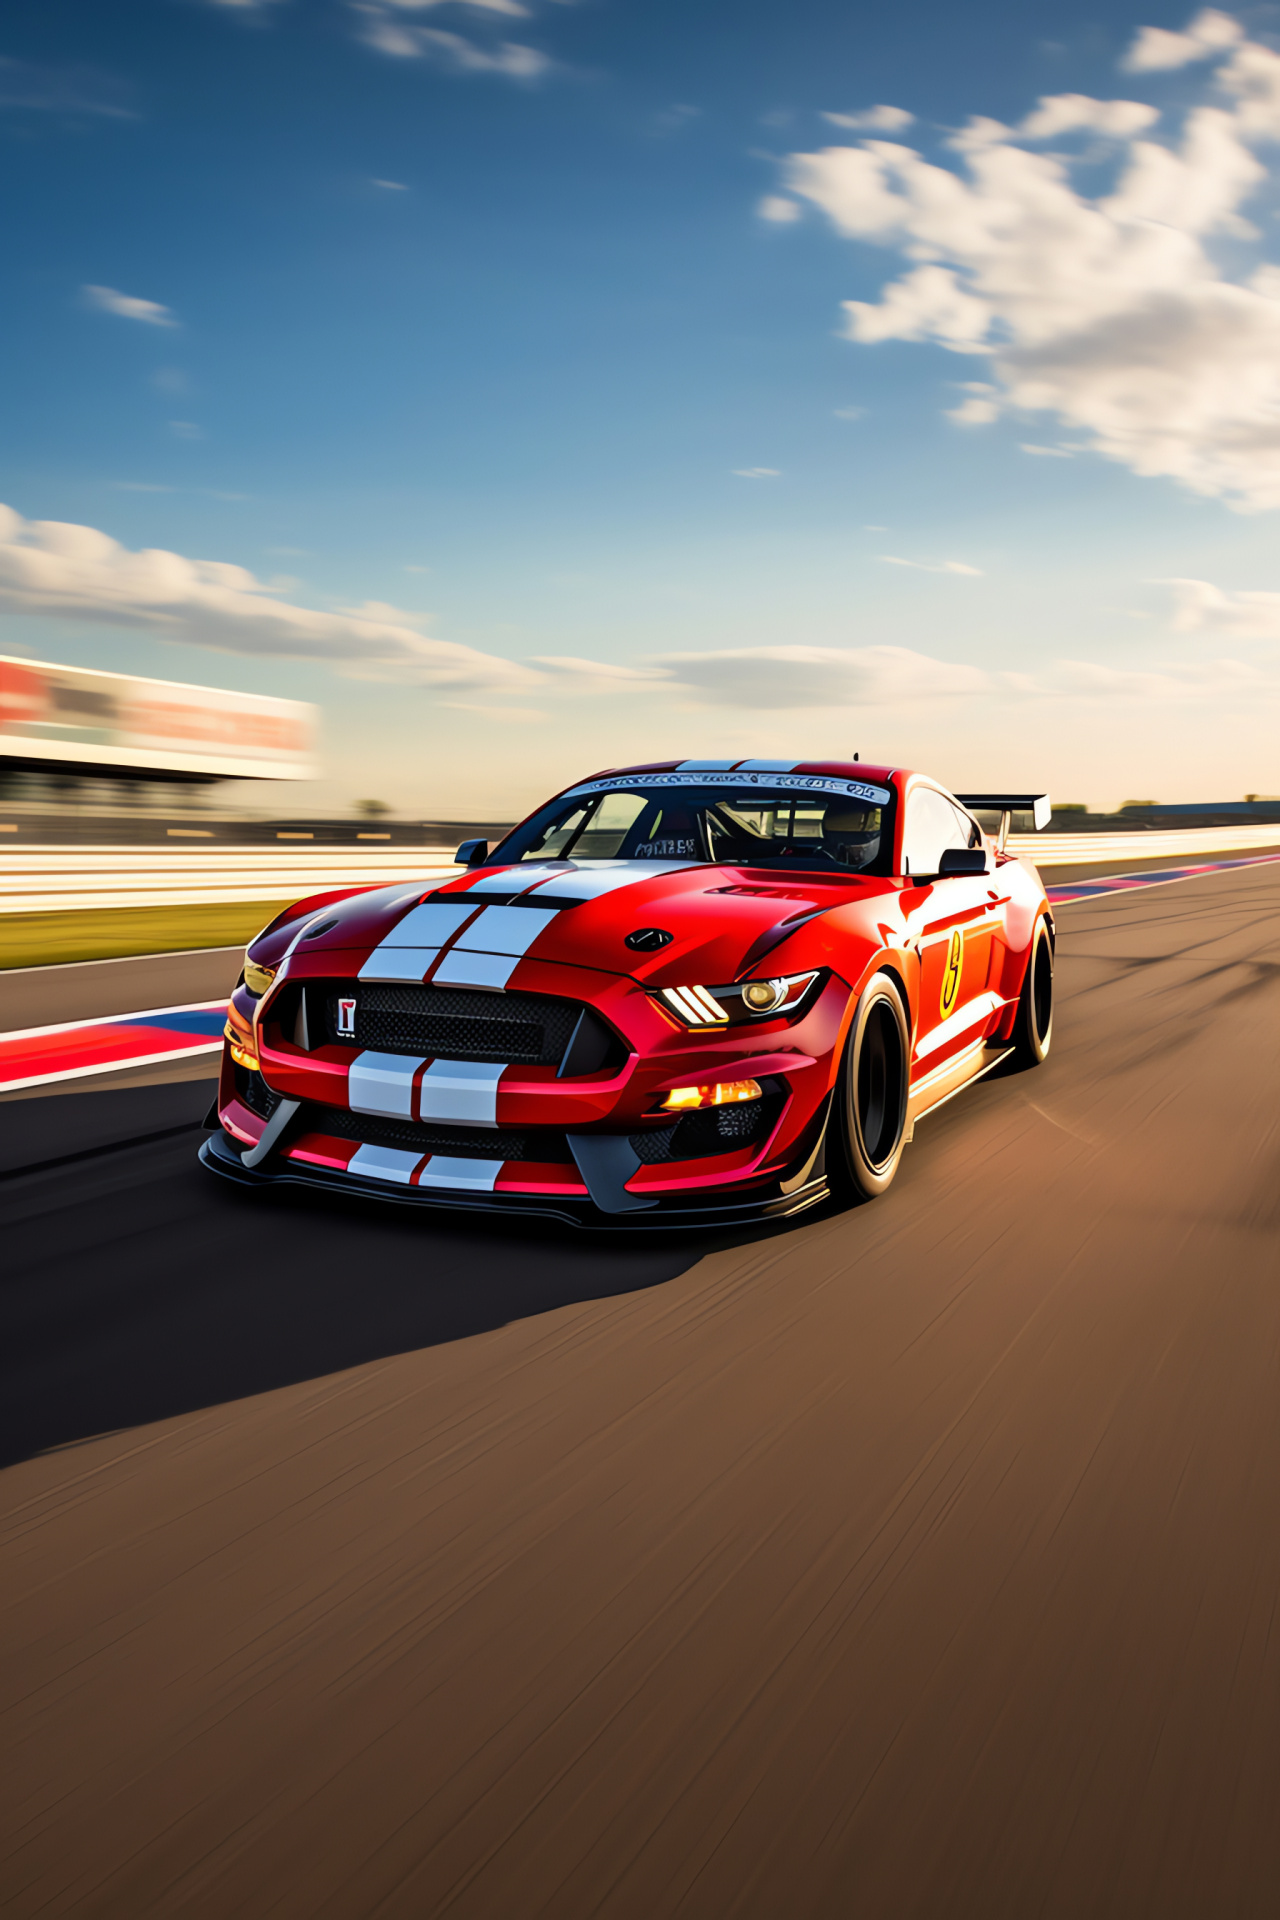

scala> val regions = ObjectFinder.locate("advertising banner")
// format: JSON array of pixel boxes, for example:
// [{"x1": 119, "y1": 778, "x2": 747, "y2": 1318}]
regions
[{"x1": 0, "y1": 654, "x2": 317, "y2": 781}]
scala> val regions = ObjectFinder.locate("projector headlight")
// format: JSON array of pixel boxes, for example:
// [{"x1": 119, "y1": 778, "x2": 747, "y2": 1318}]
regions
[
  {"x1": 243, "y1": 958, "x2": 277, "y2": 998},
  {"x1": 658, "y1": 969, "x2": 821, "y2": 1028}
]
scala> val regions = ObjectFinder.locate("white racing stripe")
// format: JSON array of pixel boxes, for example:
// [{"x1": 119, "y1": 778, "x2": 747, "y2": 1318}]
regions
[
  {"x1": 347, "y1": 1144, "x2": 424, "y2": 1185},
  {"x1": 359, "y1": 949, "x2": 439, "y2": 983},
  {"x1": 465, "y1": 864, "x2": 569, "y2": 894},
  {"x1": 430, "y1": 900, "x2": 562, "y2": 987},
  {"x1": 453, "y1": 904, "x2": 560, "y2": 952},
  {"x1": 358, "y1": 901, "x2": 478, "y2": 983},
  {"x1": 432, "y1": 949, "x2": 518, "y2": 989},
  {"x1": 531, "y1": 861, "x2": 686, "y2": 900},
  {"x1": 348, "y1": 1051, "x2": 426, "y2": 1118},
  {"x1": 417, "y1": 1156, "x2": 501, "y2": 1193},
  {"x1": 417, "y1": 1059, "x2": 506, "y2": 1126}
]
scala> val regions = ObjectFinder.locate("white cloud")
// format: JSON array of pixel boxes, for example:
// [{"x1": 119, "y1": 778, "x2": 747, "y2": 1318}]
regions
[
  {"x1": 880, "y1": 555, "x2": 983, "y2": 574},
  {"x1": 1122, "y1": 7, "x2": 1241, "y2": 73},
  {"x1": 947, "y1": 396, "x2": 1000, "y2": 425},
  {"x1": 372, "y1": 178, "x2": 408, "y2": 191},
  {"x1": 651, "y1": 104, "x2": 700, "y2": 136},
  {"x1": 822, "y1": 105, "x2": 914, "y2": 133},
  {"x1": 438, "y1": 703, "x2": 548, "y2": 723},
  {"x1": 775, "y1": 17, "x2": 1280, "y2": 511},
  {"x1": 0, "y1": 56, "x2": 135, "y2": 119},
  {"x1": 533, "y1": 655, "x2": 672, "y2": 694},
  {"x1": 0, "y1": 502, "x2": 541, "y2": 692},
  {"x1": 379, "y1": 0, "x2": 529, "y2": 13},
  {"x1": 1161, "y1": 573, "x2": 1280, "y2": 639},
  {"x1": 1020, "y1": 442, "x2": 1073, "y2": 456},
  {"x1": 8, "y1": 501, "x2": 1270, "y2": 723},
  {"x1": 169, "y1": 420, "x2": 202, "y2": 440},
  {"x1": 1019, "y1": 93, "x2": 1159, "y2": 141},
  {"x1": 1050, "y1": 654, "x2": 1272, "y2": 699},
  {"x1": 733, "y1": 466, "x2": 780, "y2": 478},
  {"x1": 358, "y1": 6, "x2": 549, "y2": 75},
  {"x1": 834, "y1": 405, "x2": 865, "y2": 419},
  {"x1": 83, "y1": 285, "x2": 177, "y2": 328},
  {"x1": 658, "y1": 644, "x2": 990, "y2": 709},
  {"x1": 758, "y1": 194, "x2": 802, "y2": 223}
]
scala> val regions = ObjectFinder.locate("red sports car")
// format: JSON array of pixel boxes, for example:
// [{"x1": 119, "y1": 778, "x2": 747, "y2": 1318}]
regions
[{"x1": 201, "y1": 761, "x2": 1054, "y2": 1226}]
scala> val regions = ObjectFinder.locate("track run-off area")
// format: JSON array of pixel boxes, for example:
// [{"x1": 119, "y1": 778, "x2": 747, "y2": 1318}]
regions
[{"x1": 2, "y1": 859, "x2": 1279, "y2": 1916}]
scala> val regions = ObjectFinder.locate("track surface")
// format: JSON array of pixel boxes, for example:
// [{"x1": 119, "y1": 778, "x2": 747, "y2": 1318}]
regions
[{"x1": 3, "y1": 866, "x2": 1279, "y2": 1916}]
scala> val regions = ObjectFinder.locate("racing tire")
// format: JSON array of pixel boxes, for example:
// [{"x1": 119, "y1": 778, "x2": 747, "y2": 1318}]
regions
[
  {"x1": 833, "y1": 972, "x2": 910, "y2": 1203},
  {"x1": 1012, "y1": 915, "x2": 1054, "y2": 1067}
]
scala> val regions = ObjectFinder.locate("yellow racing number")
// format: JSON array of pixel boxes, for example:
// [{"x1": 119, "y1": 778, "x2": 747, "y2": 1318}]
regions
[{"x1": 940, "y1": 927, "x2": 963, "y2": 1018}]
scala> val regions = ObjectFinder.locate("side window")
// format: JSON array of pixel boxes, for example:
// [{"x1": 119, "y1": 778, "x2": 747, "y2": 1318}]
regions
[
  {"x1": 948, "y1": 800, "x2": 980, "y2": 849},
  {"x1": 901, "y1": 788, "x2": 970, "y2": 878},
  {"x1": 523, "y1": 802, "x2": 592, "y2": 860}
]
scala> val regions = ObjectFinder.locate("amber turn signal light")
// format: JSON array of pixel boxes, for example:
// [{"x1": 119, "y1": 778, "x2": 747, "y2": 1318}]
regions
[
  {"x1": 661, "y1": 1078, "x2": 762, "y2": 1111},
  {"x1": 225, "y1": 1020, "x2": 259, "y2": 1073}
]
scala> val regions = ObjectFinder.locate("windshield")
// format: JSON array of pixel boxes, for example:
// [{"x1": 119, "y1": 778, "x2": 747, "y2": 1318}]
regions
[{"x1": 492, "y1": 774, "x2": 896, "y2": 875}]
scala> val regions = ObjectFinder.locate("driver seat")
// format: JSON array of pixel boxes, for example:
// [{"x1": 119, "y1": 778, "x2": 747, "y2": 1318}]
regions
[{"x1": 823, "y1": 806, "x2": 880, "y2": 866}]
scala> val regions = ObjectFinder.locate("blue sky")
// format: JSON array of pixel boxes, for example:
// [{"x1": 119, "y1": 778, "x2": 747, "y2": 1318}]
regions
[{"x1": 3, "y1": 0, "x2": 1280, "y2": 812}]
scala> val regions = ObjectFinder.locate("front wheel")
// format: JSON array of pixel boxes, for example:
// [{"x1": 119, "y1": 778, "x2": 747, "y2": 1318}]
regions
[
  {"x1": 833, "y1": 972, "x2": 910, "y2": 1203},
  {"x1": 1012, "y1": 915, "x2": 1054, "y2": 1066}
]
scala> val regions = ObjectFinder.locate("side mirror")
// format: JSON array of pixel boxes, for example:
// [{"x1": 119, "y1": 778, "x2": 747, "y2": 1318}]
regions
[
  {"x1": 454, "y1": 838, "x2": 489, "y2": 868},
  {"x1": 938, "y1": 847, "x2": 989, "y2": 878}
]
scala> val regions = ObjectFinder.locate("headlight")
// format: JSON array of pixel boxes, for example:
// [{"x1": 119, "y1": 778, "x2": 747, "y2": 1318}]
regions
[
  {"x1": 658, "y1": 969, "x2": 821, "y2": 1028},
  {"x1": 243, "y1": 958, "x2": 276, "y2": 997}
]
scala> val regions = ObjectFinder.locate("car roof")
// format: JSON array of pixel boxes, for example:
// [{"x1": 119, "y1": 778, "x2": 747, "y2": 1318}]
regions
[{"x1": 579, "y1": 758, "x2": 900, "y2": 785}]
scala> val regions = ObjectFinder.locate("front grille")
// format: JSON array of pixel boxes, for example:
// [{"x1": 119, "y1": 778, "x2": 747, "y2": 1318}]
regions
[
  {"x1": 303, "y1": 1102, "x2": 573, "y2": 1164},
  {"x1": 322, "y1": 985, "x2": 584, "y2": 1065},
  {"x1": 235, "y1": 1065, "x2": 282, "y2": 1121},
  {"x1": 630, "y1": 1095, "x2": 780, "y2": 1165}
]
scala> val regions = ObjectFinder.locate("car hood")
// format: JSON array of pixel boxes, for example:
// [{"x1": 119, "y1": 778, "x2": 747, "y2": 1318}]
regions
[{"x1": 257, "y1": 860, "x2": 887, "y2": 984}]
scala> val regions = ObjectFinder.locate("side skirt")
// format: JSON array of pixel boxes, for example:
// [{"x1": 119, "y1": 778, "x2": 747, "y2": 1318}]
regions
[{"x1": 903, "y1": 1041, "x2": 1014, "y2": 1143}]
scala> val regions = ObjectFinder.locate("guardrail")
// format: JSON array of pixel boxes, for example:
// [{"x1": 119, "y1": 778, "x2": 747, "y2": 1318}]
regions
[
  {"x1": 0, "y1": 846, "x2": 461, "y2": 915},
  {"x1": 3, "y1": 823, "x2": 1280, "y2": 915},
  {"x1": 1008, "y1": 825, "x2": 1280, "y2": 865}
]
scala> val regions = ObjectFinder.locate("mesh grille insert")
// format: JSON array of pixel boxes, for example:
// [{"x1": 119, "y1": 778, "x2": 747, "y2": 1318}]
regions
[
  {"x1": 630, "y1": 1096, "x2": 779, "y2": 1164},
  {"x1": 235, "y1": 1065, "x2": 282, "y2": 1121},
  {"x1": 323, "y1": 984, "x2": 583, "y2": 1064}
]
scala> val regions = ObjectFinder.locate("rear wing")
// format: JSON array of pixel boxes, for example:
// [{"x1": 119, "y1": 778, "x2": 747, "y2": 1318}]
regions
[{"x1": 956, "y1": 792, "x2": 1051, "y2": 850}]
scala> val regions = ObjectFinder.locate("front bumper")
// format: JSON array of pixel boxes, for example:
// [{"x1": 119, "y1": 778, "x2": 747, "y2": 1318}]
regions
[
  {"x1": 211, "y1": 960, "x2": 849, "y2": 1227},
  {"x1": 198, "y1": 1121, "x2": 831, "y2": 1231}
]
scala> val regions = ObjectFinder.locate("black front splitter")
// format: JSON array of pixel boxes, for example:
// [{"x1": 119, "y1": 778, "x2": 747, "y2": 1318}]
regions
[{"x1": 198, "y1": 1128, "x2": 830, "y2": 1233}]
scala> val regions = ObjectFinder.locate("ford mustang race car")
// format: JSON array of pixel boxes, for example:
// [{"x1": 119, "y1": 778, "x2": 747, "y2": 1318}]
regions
[{"x1": 201, "y1": 761, "x2": 1054, "y2": 1227}]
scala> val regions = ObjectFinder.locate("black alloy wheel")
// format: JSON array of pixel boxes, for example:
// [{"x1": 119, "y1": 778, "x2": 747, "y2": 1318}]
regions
[
  {"x1": 835, "y1": 971, "x2": 910, "y2": 1202},
  {"x1": 1012, "y1": 915, "x2": 1054, "y2": 1066}
]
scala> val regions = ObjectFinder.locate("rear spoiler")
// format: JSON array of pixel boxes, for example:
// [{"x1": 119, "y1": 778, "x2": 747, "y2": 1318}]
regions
[{"x1": 956, "y1": 792, "x2": 1051, "y2": 850}]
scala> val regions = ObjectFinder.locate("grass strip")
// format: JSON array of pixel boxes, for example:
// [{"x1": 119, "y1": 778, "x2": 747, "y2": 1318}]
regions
[{"x1": 1, "y1": 900, "x2": 295, "y2": 970}]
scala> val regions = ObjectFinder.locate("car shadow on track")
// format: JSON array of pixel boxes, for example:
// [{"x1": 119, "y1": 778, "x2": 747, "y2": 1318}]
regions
[{"x1": 1, "y1": 1081, "x2": 800, "y2": 1468}]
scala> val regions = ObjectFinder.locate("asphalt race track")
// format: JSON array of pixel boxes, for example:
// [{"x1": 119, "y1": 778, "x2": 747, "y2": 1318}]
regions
[{"x1": 3, "y1": 863, "x2": 1279, "y2": 1917}]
